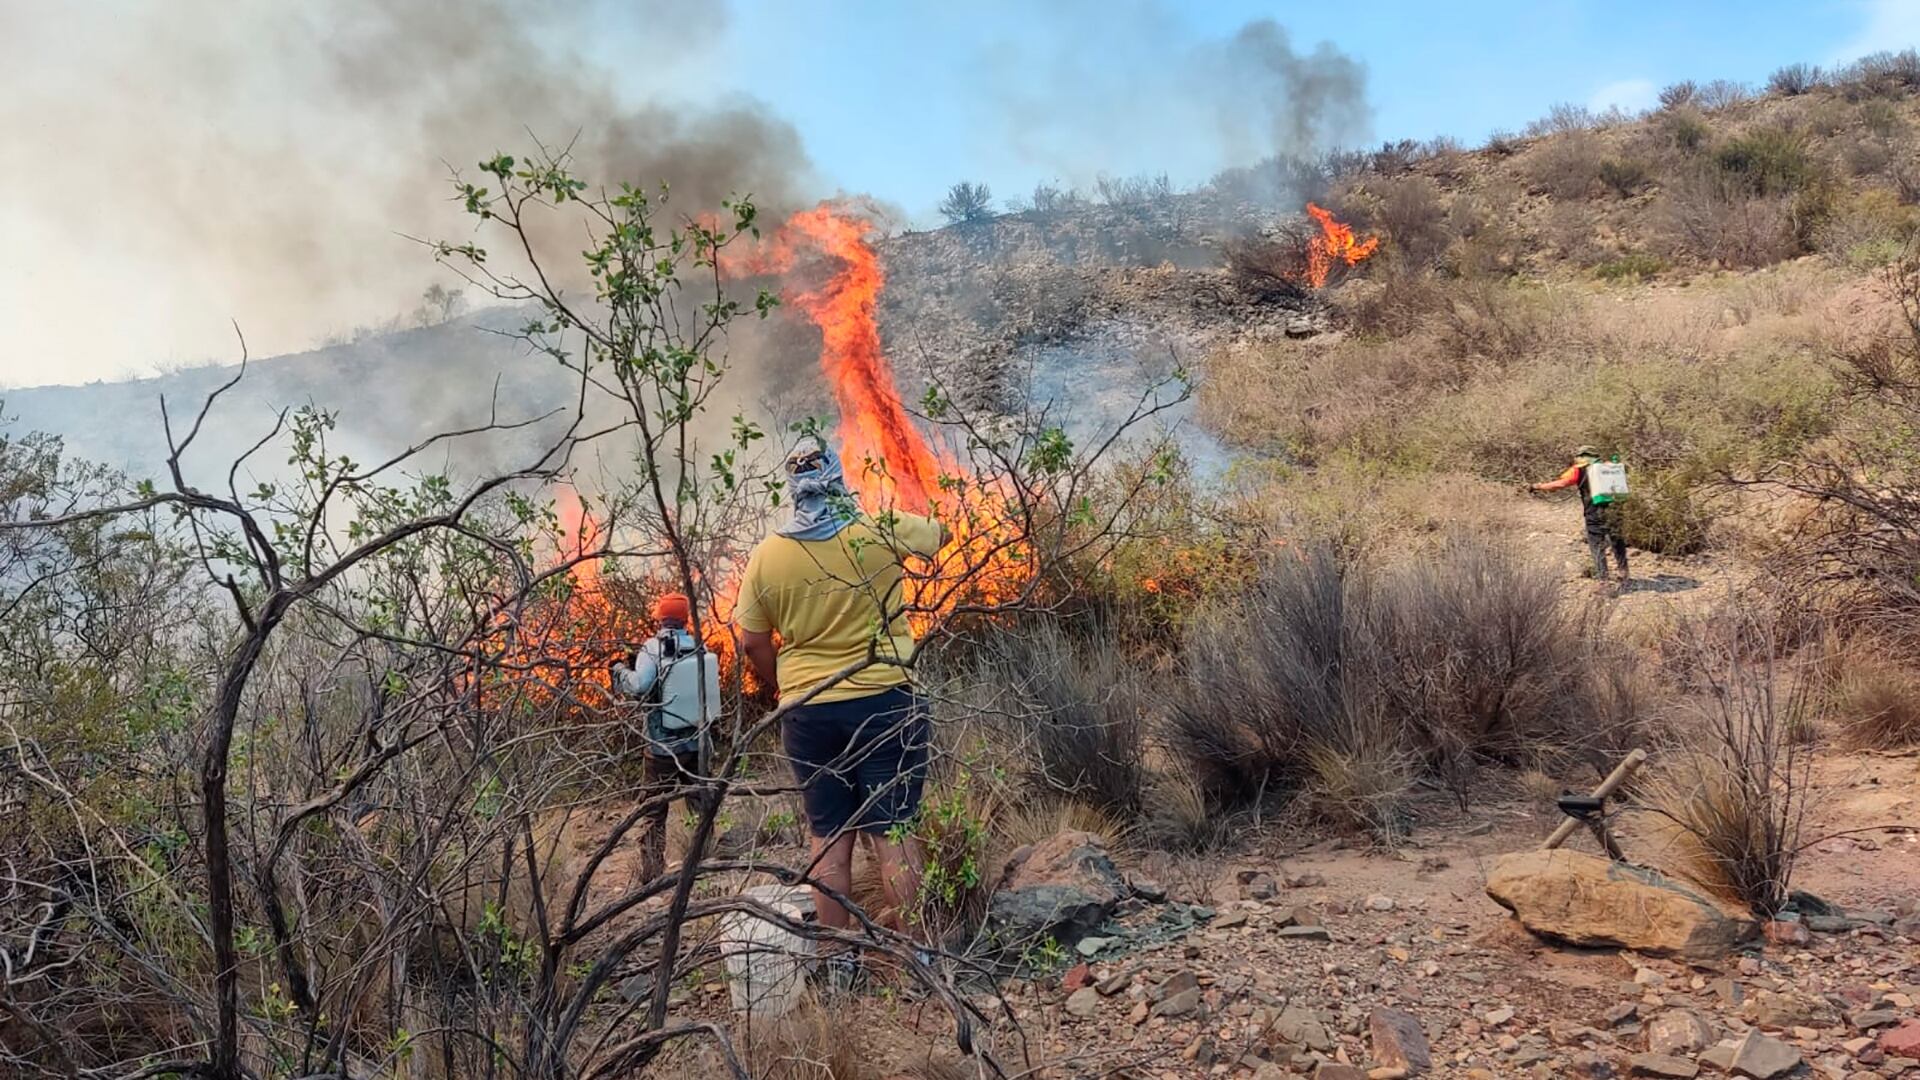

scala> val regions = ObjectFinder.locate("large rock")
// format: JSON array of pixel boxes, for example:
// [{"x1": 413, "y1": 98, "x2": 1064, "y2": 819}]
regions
[
  {"x1": 986, "y1": 830, "x2": 1126, "y2": 952},
  {"x1": 1485, "y1": 850, "x2": 1758, "y2": 957}
]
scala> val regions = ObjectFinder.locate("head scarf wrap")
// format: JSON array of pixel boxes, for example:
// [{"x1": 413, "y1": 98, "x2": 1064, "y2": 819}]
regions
[{"x1": 777, "y1": 436, "x2": 856, "y2": 541}]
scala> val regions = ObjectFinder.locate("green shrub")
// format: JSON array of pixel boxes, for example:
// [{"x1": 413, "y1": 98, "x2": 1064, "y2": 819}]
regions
[
  {"x1": 1660, "y1": 106, "x2": 1711, "y2": 152},
  {"x1": 1593, "y1": 253, "x2": 1668, "y2": 282},
  {"x1": 1713, "y1": 128, "x2": 1821, "y2": 196},
  {"x1": 1598, "y1": 157, "x2": 1653, "y2": 197},
  {"x1": 1614, "y1": 466, "x2": 1714, "y2": 555}
]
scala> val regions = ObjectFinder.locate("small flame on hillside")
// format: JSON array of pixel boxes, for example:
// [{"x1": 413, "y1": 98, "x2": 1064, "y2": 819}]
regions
[{"x1": 1299, "y1": 202, "x2": 1379, "y2": 287}]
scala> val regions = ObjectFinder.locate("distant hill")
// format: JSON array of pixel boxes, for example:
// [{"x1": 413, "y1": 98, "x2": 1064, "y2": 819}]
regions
[{"x1": 12, "y1": 192, "x2": 1296, "y2": 485}]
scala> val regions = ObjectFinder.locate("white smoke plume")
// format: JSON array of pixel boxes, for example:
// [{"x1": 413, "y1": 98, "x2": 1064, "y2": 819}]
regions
[{"x1": 0, "y1": 0, "x2": 816, "y2": 386}]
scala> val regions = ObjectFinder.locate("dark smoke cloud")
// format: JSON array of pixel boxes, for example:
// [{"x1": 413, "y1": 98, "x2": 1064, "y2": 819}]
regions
[
  {"x1": 973, "y1": 4, "x2": 1370, "y2": 192},
  {"x1": 1, "y1": 0, "x2": 814, "y2": 385}
]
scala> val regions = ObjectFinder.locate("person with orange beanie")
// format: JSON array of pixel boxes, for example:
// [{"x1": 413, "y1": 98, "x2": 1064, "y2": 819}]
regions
[{"x1": 612, "y1": 591, "x2": 719, "y2": 880}]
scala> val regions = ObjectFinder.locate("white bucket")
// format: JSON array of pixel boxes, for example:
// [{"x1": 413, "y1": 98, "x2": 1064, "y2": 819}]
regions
[{"x1": 719, "y1": 884, "x2": 815, "y2": 1020}]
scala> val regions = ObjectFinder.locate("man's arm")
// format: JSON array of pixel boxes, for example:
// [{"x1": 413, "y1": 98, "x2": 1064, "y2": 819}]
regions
[
  {"x1": 741, "y1": 629, "x2": 777, "y2": 692},
  {"x1": 1531, "y1": 465, "x2": 1582, "y2": 493},
  {"x1": 611, "y1": 643, "x2": 660, "y2": 697}
]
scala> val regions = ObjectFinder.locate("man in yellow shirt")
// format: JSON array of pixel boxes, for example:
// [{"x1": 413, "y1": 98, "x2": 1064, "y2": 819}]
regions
[{"x1": 735, "y1": 436, "x2": 947, "y2": 959}]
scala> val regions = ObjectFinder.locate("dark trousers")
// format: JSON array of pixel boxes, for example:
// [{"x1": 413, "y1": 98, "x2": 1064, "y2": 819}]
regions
[
  {"x1": 639, "y1": 748, "x2": 710, "y2": 881},
  {"x1": 1584, "y1": 509, "x2": 1629, "y2": 580}
]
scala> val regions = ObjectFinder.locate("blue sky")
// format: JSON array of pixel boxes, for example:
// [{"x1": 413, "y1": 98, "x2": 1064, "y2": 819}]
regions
[{"x1": 688, "y1": 0, "x2": 1913, "y2": 218}]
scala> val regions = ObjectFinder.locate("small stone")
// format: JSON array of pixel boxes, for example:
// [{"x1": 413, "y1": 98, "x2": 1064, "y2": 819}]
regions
[
  {"x1": 1740, "y1": 988, "x2": 1837, "y2": 1030},
  {"x1": 1128, "y1": 876, "x2": 1167, "y2": 903},
  {"x1": 1605, "y1": 1002, "x2": 1639, "y2": 1027},
  {"x1": 1840, "y1": 1036, "x2": 1874, "y2": 1056},
  {"x1": 1879, "y1": 1019, "x2": 1920, "y2": 1057},
  {"x1": 1245, "y1": 873, "x2": 1279, "y2": 899},
  {"x1": 1128, "y1": 1001, "x2": 1148, "y2": 1025},
  {"x1": 1646, "y1": 1010, "x2": 1714, "y2": 1056},
  {"x1": 1484, "y1": 1006, "x2": 1516, "y2": 1026},
  {"x1": 1364, "y1": 894, "x2": 1397, "y2": 912},
  {"x1": 1274, "y1": 1005, "x2": 1335, "y2": 1052},
  {"x1": 1215, "y1": 911, "x2": 1250, "y2": 930},
  {"x1": 1762, "y1": 920, "x2": 1811, "y2": 947},
  {"x1": 1075, "y1": 936, "x2": 1113, "y2": 957},
  {"x1": 1698, "y1": 1041, "x2": 1738, "y2": 1072},
  {"x1": 1628, "y1": 1053, "x2": 1697, "y2": 1078},
  {"x1": 1726, "y1": 1029, "x2": 1802, "y2": 1078},
  {"x1": 1568, "y1": 1050, "x2": 1615, "y2": 1077},
  {"x1": 1065, "y1": 987, "x2": 1100, "y2": 1019},
  {"x1": 1095, "y1": 967, "x2": 1131, "y2": 996},
  {"x1": 1278, "y1": 925, "x2": 1333, "y2": 942},
  {"x1": 1314, "y1": 1066, "x2": 1367, "y2": 1080},
  {"x1": 1286, "y1": 870, "x2": 1327, "y2": 888},
  {"x1": 1154, "y1": 987, "x2": 1203, "y2": 1019},
  {"x1": 1063, "y1": 962, "x2": 1092, "y2": 991},
  {"x1": 1804, "y1": 914, "x2": 1858, "y2": 934},
  {"x1": 1369, "y1": 1006, "x2": 1432, "y2": 1075},
  {"x1": 1850, "y1": 1008, "x2": 1899, "y2": 1031},
  {"x1": 1154, "y1": 970, "x2": 1199, "y2": 1001},
  {"x1": 1363, "y1": 1068, "x2": 1406, "y2": 1080}
]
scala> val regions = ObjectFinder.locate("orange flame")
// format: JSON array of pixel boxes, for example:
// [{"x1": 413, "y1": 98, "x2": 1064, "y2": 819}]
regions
[
  {"x1": 747, "y1": 204, "x2": 1029, "y2": 615},
  {"x1": 743, "y1": 206, "x2": 946, "y2": 513},
  {"x1": 1300, "y1": 202, "x2": 1379, "y2": 288}
]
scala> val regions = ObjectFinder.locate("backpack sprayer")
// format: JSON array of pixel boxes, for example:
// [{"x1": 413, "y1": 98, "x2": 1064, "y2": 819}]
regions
[{"x1": 1585, "y1": 456, "x2": 1630, "y2": 506}]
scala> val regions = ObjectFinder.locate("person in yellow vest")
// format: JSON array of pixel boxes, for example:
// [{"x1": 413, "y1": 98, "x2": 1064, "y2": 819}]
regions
[{"x1": 735, "y1": 437, "x2": 948, "y2": 978}]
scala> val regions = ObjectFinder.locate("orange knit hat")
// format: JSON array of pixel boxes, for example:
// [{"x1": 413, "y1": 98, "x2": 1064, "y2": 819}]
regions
[{"x1": 651, "y1": 592, "x2": 691, "y2": 626}]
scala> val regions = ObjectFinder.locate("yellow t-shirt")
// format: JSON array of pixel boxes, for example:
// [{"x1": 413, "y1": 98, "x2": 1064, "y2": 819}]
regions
[{"x1": 734, "y1": 513, "x2": 944, "y2": 704}]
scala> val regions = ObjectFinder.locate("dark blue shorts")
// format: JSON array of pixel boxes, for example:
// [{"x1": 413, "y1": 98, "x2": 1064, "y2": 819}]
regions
[{"x1": 781, "y1": 686, "x2": 930, "y2": 837}]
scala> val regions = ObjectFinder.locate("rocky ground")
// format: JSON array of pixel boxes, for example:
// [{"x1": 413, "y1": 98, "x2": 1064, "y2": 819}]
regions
[{"x1": 606, "y1": 731, "x2": 1917, "y2": 1079}]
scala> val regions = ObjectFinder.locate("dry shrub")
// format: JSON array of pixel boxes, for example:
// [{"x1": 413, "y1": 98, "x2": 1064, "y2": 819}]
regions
[
  {"x1": 736, "y1": 1000, "x2": 881, "y2": 1080},
  {"x1": 1224, "y1": 232, "x2": 1310, "y2": 300},
  {"x1": 1170, "y1": 536, "x2": 1643, "y2": 836},
  {"x1": 1433, "y1": 278, "x2": 1586, "y2": 364},
  {"x1": 1660, "y1": 174, "x2": 1802, "y2": 268},
  {"x1": 1816, "y1": 188, "x2": 1918, "y2": 267},
  {"x1": 1138, "y1": 759, "x2": 1229, "y2": 852},
  {"x1": 1828, "y1": 651, "x2": 1920, "y2": 749},
  {"x1": 1333, "y1": 174, "x2": 1452, "y2": 269},
  {"x1": 1526, "y1": 128, "x2": 1605, "y2": 199},
  {"x1": 1634, "y1": 607, "x2": 1816, "y2": 916},
  {"x1": 1599, "y1": 156, "x2": 1653, "y2": 197},
  {"x1": 949, "y1": 621, "x2": 1148, "y2": 819}
]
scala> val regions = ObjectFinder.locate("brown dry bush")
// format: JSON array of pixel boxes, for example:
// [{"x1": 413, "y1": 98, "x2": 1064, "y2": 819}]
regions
[
  {"x1": 1332, "y1": 174, "x2": 1453, "y2": 269},
  {"x1": 1526, "y1": 128, "x2": 1606, "y2": 199},
  {"x1": 1224, "y1": 232, "x2": 1310, "y2": 300},
  {"x1": 1827, "y1": 648, "x2": 1920, "y2": 749},
  {"x1": 946, "y1": 620, "x2": 1149, "y2": 819},
  {"x1": 1660, "y1": 173, "x2": 1802, "y2": 268},
  {"x1": 1170, "y1": 536, "x2": 1644, "y2": 836},
  {"x1": 1634, "y1": 607, "x2": 1817, "y2": 916}
]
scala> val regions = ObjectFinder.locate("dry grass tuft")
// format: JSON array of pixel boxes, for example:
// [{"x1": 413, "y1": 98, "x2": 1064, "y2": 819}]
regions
[
  {"x1": 1829, "y1": 651, "x2": 1920, "y2": 749},
  {"x1": 736, "y1": 999, "x2": 882, "y2": 1080},
  {"x1": 1634, "y1": 607, "x2": 1817, "y2": 916}
]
